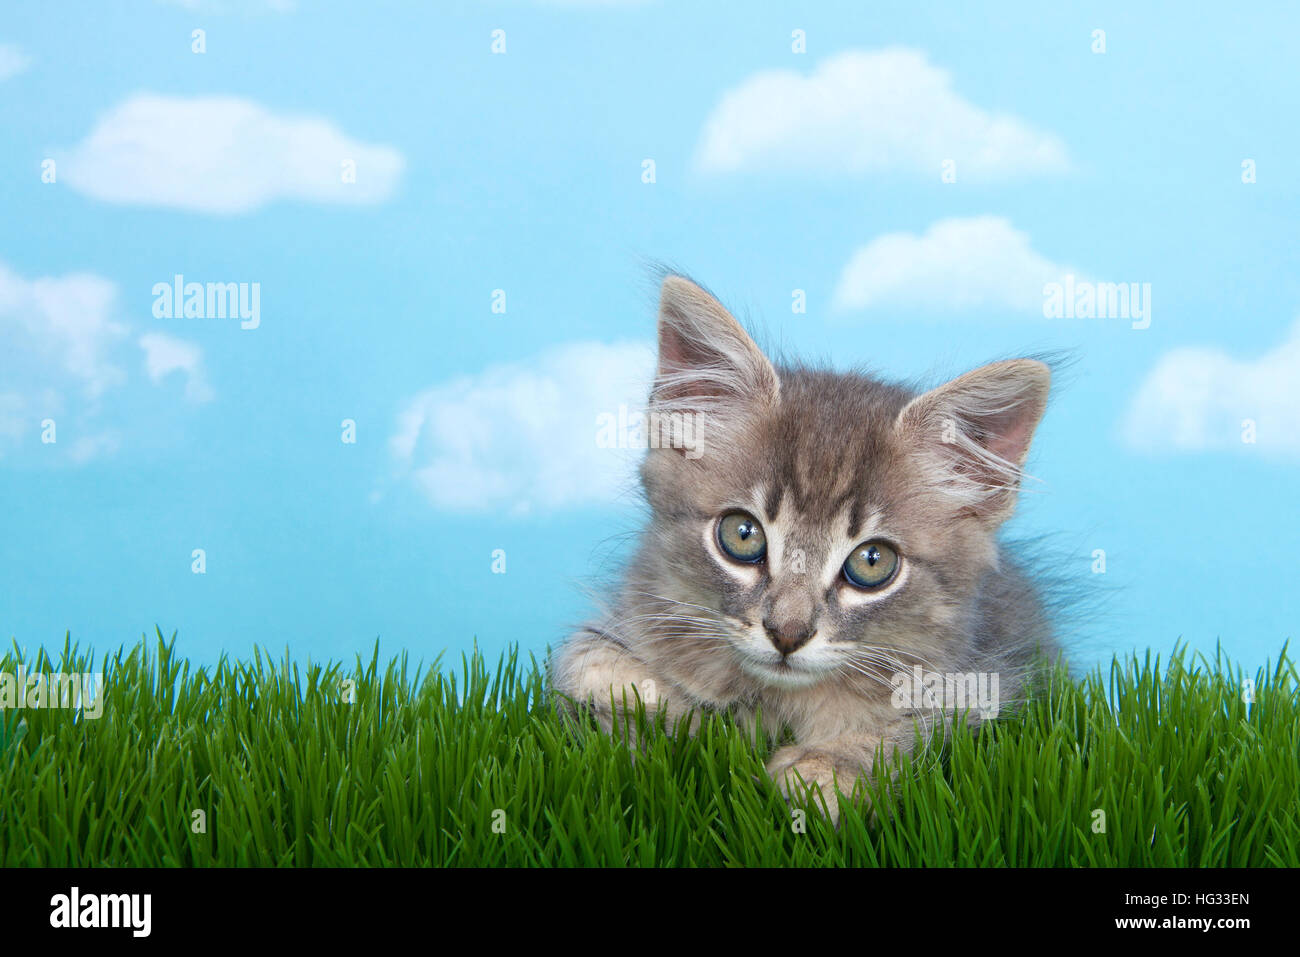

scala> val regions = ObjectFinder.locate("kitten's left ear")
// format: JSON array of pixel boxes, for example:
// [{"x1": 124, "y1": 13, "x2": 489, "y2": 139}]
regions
[{"x1": 895, "y1": 359, "x2": 1051, "y2": 524}]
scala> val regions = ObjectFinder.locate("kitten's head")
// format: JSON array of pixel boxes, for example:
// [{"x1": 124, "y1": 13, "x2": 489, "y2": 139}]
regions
[{"x1": 638, "y1": 276, "x2": 1051, "y2": 691}]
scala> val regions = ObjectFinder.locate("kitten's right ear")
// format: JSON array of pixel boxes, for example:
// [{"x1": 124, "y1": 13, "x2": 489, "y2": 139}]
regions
[{"x1": 653, "y1": 276, "x2": 779, "y2": 414}]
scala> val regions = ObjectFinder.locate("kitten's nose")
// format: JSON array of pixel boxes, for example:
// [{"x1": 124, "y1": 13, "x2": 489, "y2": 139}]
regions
[{"x1": 763, "y1": 617, "x2": 815, "y2": 656}]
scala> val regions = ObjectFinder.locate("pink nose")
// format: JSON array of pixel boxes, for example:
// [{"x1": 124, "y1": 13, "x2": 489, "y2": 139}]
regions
[{"x1": 763, "y1": 618, "x2": 815, "y2": 656}]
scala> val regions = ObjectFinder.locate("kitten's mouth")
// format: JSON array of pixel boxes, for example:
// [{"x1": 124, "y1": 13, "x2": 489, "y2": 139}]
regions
[
  {"x1": 736, "y1": 650, "x2": 828, "y2": 689},
  {"x1": 721, "y1": 621, "x2": 832, "y2": 688}
]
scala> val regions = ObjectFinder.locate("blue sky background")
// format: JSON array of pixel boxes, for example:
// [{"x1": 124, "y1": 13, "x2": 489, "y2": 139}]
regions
[{"x1": 1, "y1": 0, "x2": 1297, "y2": 676}]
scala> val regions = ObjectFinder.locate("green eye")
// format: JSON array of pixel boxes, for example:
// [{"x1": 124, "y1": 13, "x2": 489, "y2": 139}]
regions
[
  {"x1": 717, "y1": 512, "x2": 767, "y2": 563},
  {"x1": 843, "y1": 541, "x2": 899, "y2": 588}
]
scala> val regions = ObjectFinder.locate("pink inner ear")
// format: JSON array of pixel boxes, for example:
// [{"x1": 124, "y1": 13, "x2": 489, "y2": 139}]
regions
[
  {"x1": 657, "y1": 322, "x2": 694, "y2": 375},
  {"x1": 986, "y1": 406, "x2": 1038, "y2": 465},
  {"x1": 656, "y1": 324, "x2": 724, "y2": 403}
]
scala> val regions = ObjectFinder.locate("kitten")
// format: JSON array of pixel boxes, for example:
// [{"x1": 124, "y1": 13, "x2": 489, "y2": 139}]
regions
[{"x1": 551, "y1": 274, "x2": 1059, "y2": 822}]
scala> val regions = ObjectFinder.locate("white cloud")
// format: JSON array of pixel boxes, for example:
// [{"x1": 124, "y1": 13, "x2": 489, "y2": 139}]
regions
[
  {"x1": 0, "y1": 43, "x2": 31, "y2": 81},
  {"x1": 139, "y1": 332, "x2": 214, "y2": 403},
  {"x1": 695, "y1": 48, "x2": 1069, "y2": 179},
  {"x1": 832, "y1": 216, "x2": 1078, "y2": 315},
  {"x1": 1122, "y1": 320, "x2": 1300, "y2": 457},
  {"x1": 0, "y1": 260, "x2": 212, "y2": 461},
  {"x1": 390, "y1": 341, "x2": 656, "y2": 512},
  {"x1": 0, "y1": 262, "x2": 127, "y2": 461},
  {"x1": 0, "y1": 262, "x2": 127, "y2": 398},
  {"x1": 58, "y1": 94, "x2": 405, "y2": 214}
]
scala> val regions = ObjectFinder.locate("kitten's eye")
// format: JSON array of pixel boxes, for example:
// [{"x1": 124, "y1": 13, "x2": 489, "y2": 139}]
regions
[
  {"x1": 843, "y1": 541, "x2": 899, "y2": 588},
  {"x1": 717, "y1": 512, "x2": 767, "y2": 563}
]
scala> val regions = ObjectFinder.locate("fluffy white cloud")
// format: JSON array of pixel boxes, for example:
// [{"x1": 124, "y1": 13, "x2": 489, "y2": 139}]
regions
[
  {"x1": 58, "y1": 94, "x2": 404, "y2": 214},
  {"x1": 390, "y1": 341, "x2": 656, "y2": 512},
  {"x1": 0, "y1": 263, "x2": 125, "y2": 460},
  {"x1": 0, "y1": 43, "x2": 31, "y2": 81},
  {"x1": 0, "y1": 262, "x2": 127, "y2": 399},
  {"x1": 1122, "y1": 320, "x2": 1300, "y2": 457},
  {"x1": 695, "y1": 48, "x2": 1069, "y2": 179},
  {"x1": 0, "y1": 261, "x2": 211, "y2": 460},
  {"x1": 139, "y1": 332, "x2": 214, "y2": 403},
  {"x1": 833, "y1": 216, "x2": 1078, "y2": 315}
]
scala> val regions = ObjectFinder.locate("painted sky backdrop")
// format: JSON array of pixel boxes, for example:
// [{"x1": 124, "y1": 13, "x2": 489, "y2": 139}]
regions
[{"x1": 2, "y1": 1, "x2": 1297, "y2": 676}]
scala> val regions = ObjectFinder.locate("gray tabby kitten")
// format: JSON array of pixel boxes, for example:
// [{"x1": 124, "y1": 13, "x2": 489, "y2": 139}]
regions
[{"x1": 551, "y1": 275, "x2": 1059, "y2": 822}]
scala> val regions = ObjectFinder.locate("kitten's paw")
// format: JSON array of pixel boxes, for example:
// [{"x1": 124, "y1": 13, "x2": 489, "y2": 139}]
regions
[
  {"x1": 552, "y1": 632, "x2": 663, "y2": 729},
  {"x1": 766, "y1": 746, "x2": 866, "y2": 826},
  {"x1": 556, "y1": 689, "x2": 654, "y2": 738}
]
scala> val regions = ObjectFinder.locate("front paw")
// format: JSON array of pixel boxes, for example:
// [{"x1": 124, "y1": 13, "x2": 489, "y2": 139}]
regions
[{"x1": 766, "y1": 746, "x2": 865, "y2": 826}]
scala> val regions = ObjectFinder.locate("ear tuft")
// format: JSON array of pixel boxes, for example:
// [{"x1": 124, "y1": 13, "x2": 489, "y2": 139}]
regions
[
  {"x1": 652, "y1": 276, "x2": 779, "y2": 415},
  {"x1": 895, "y1": 359, "x2": 1051, "y2": 524}
]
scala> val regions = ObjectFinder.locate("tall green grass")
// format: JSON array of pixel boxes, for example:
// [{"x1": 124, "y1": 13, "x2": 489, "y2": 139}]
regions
[{"x1": 1, "y1": 632, "x2": 1297, "y2": 866}]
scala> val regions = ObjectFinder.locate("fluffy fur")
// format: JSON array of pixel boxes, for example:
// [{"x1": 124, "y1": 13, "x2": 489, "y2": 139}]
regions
[{"x1": 550, "y1": 275, "x2": 1060, "y2": 822}]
